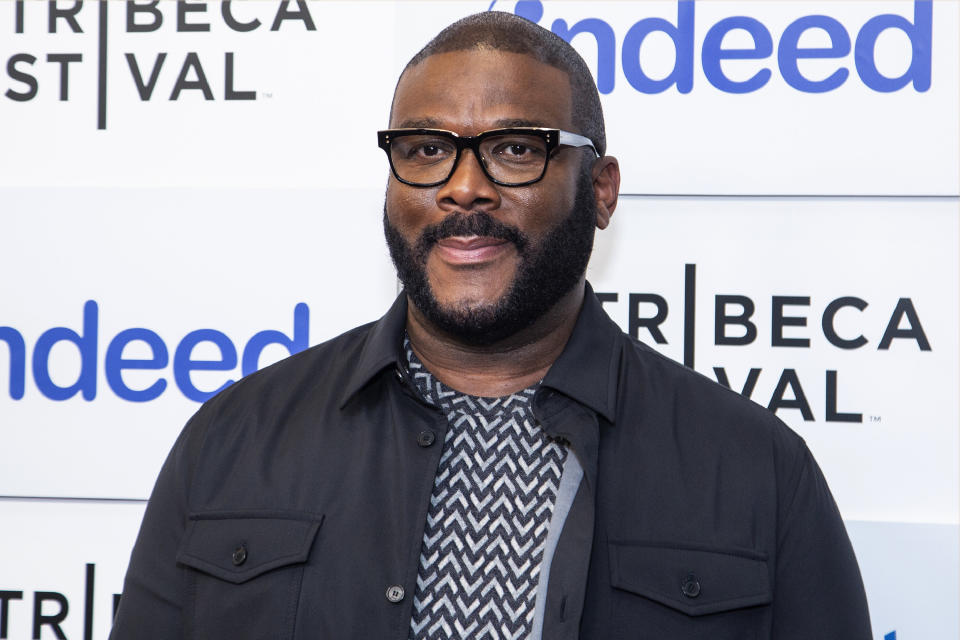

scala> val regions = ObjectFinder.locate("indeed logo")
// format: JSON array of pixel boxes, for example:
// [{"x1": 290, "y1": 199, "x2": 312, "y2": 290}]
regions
[
  {"x1": 490, "y1": 0, "x2": 932, "y2": 94},
  {"x1": 0, "y1": 301, "x2": 309, "y2": 403}
]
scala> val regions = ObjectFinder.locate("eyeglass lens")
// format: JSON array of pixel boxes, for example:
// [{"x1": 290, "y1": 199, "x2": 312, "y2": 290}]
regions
[{"x1": 389, "y1": 133, "x2": 549, "y2": 186}]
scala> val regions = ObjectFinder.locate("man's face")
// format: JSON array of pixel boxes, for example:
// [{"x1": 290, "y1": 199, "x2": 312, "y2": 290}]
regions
[{"x1": 383, "y1": 49, "x2": 599, "y2": 344}]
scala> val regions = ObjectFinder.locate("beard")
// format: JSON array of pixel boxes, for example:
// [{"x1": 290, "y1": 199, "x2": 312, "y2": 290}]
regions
[{"x1": 383, "y1": 170, "x2": 597, "y2": 346}]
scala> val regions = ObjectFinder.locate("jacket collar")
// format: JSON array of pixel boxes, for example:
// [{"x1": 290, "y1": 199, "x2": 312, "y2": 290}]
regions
[
  {"x1": 339, "y1": 282, "x2": 622, "y2": 421},
  {"x1": 540, "y1": 282, "x2": 621, "y2": 423},
  {"x1": 338, "y1": 291, "x2": 409, "y2": 409}
]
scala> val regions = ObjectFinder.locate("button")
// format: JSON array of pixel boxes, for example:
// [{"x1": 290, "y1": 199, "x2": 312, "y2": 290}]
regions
[
  {"x1": 385, "y1": 585, "x2": 405, "y2": 603},
  {"x1": 417, "y1": 430, "x2": 435, "y2": 447},
  {"x1": 681, "y1": 573, "x2": 700, "y2": 598},
  {"x1": 394, "y1": 368, "x2": 404, "y2": 381},
  {"x1": 232, "y1": 544, "x2": 247, "y2": 567}
]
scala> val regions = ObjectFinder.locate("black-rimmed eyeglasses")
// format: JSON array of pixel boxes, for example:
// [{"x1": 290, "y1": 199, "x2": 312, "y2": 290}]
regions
[{"x1": 377, "y1": 127, "x2": 599, "y2": 187}]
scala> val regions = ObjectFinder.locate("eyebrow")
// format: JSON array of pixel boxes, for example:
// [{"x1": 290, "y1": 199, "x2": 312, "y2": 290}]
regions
[
  {"x1": 492, "y1": 118, "x2": 549, "y2": 128},
  {"x1": 393, "y1": 117, "x2": 552, "y2": 131},
  {"x1": 395, "y1": 117, "x2": 443, "y2": 129}
]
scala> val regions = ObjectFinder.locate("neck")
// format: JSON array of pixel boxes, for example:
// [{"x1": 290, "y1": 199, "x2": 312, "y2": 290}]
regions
[{"x1": 405, "y1": 281, "x2": 585, "y2": 397}]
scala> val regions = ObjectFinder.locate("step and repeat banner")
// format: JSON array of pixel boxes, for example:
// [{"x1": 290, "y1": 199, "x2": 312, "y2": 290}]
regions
[{"x1": 1, "y1": 1, "x2": 958, "y2": 638}]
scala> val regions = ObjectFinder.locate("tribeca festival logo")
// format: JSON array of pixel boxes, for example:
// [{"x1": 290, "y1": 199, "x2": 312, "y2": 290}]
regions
[
  {"x1": 489, "y1": 0, "x2": 932, "y2": 95},
  {"x1": 596, "y1": 265, "x2": 931, "y2": 425},
  {"x1": 3, "y1": 0, "x2": 318, "y2": 129},
  {"x1": 0, "y1": 564, "x2": 119, "y2": 640}
]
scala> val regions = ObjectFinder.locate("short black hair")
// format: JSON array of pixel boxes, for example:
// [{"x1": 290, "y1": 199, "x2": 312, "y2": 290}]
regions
[{"x1": 397, "y1": 11, "x2": 607, "y2": 156}]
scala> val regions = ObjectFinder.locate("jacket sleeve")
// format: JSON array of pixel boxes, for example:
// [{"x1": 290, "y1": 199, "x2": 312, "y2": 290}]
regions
[
  {"x1": 109, "y1": 413, "x2": 207, "y2": 640},
  {"x1": 772, "y1": 443, "x2": 873, "y2": 639}
]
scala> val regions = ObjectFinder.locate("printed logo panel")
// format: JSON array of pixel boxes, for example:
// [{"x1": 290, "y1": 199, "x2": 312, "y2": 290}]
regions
[
  {"x1": 0, "y1": 1, "x2": 400, "y2": 189},
  {"x1": 0, "y1": 500, "x2": 144, "y2": 640},
  {"x1": 1, "y1": 1, "x2": 957, "y2": 194},
  {"x1": 481, "y1": 0, "x2": 960, "y2": 195},
  {"x1": 587, "y1": 196, "x2": 959, "y2": 524},
  {"x1": 846, "y1": 520, "x2": 960, "y2": 640},
  {"x1": 0, "y1": 187, "x2": 399, "y2": 499}
]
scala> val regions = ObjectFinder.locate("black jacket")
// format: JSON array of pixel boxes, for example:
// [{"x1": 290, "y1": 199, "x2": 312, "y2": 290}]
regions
[{"x1": 111, "y1": 286, "x2": 872, "y2": 639}]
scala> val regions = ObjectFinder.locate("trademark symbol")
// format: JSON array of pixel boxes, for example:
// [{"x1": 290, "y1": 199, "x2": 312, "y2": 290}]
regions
[
  {"x1": 868, "y1": 415, "x2": 882, "y2": 423},
  {"x1": 261, "y1": 92, "x2": 273, "y2": 99}
]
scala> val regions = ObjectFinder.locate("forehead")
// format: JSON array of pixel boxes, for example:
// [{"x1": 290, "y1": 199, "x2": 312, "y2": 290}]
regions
[{"x1": 390, "y1": 49, "x2": 574, "y2": 134}]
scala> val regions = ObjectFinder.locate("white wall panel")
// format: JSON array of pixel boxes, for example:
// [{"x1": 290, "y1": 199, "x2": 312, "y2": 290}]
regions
[
  {"x1": 562, "y1": 0, "x2": 960, "y2": 195},
  {"x1": 847, "y1": 520, "x2": 960, "y2": 639},
  {"x1": 0, "y1": 1, "x2": 401, "y2": 189},
  {"x1": 0, "y1": 500, "x2": 144, "y2": 640},
  {"x1": 0, "y1": 187, "x2": 397, "y2": 499},
  {"x1": 588, "y1": 195, "x2": 959, "y2": 525}
]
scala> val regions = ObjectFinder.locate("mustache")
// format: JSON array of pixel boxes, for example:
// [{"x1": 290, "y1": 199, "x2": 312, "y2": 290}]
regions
[{"x1": 417, "y1": 212, "x2": 529, "y2": 253}]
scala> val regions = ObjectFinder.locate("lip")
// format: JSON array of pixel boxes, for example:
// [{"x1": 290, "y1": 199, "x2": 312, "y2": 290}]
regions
[{"x1": 433, "y1": 235, "x2": 513, "y2": 265}]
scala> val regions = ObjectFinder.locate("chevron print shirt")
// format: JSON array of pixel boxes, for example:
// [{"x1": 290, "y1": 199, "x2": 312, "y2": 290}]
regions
[{"x1": 404, "y1": 339, "x2": 569, "y2": 640}]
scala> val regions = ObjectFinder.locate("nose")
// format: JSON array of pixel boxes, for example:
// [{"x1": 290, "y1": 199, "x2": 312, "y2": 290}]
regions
[{"x1": 435, "y1": 148, "x2": 501, "y2": 213}]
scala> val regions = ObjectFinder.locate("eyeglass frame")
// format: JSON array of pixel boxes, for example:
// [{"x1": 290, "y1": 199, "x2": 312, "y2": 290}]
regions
[{"x1": 376, "y1": 127, "x2": 600, "y2": 188}]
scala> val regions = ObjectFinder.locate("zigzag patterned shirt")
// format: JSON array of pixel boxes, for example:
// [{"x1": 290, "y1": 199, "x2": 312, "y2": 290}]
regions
[{"x1": 405, "y1": 339, "x2": 568, "y2": 640}]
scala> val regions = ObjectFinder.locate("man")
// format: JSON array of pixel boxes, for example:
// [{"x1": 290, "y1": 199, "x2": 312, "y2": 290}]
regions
[{"x1": 111, "y1": 11, "x2": 872, "y2": 640}]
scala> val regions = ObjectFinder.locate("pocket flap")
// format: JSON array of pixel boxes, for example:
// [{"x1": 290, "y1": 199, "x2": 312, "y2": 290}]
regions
[
  {"x1": 177, "y1": 510, "x2": 324, "y2": 584},
  {"x1": 609, "y1": 542, "x2": 771, "y2": 616}
]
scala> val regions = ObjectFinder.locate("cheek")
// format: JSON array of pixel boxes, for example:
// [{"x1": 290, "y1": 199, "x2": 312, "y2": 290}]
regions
[
  {"x1": 385, "y1": 182, "x2": 436, "y2": 235},
  {"x1": 505, "y1": 177, "x2": 577, "y2": 237}
]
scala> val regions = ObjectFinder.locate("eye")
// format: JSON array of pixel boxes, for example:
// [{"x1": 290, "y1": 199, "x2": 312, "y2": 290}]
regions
[
  {"x1": 414, "y1": 144, "x2": 442, "y2": 158},
  {"x1": 390, "y1": 135, "x2": 457, "y2": 166},
  {"x1": 487, "y1": 135, "x2": 547, "y2": 165},
  {"x1": 393, "y1": 136, "x2": 455, "y2": 164}
]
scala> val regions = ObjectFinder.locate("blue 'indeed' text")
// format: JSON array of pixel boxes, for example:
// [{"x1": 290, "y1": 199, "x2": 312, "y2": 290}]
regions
[
  {"x1": 0, "y1": 301, "x2": 309, "y2": 403},
  {"x1": 496, "y1": 0, "x2": 932, "y2": 94}
]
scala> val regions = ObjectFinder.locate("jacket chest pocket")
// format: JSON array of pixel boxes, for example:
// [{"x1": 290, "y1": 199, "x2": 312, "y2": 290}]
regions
[
  {"x1": 608, "y1": 542, "x2": 772, "y2": 640},
  {"x1": 176, "y1": 511, "x2": 324, "y2": 640}
]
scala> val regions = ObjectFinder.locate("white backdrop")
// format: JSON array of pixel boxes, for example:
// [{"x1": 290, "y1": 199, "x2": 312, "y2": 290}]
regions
[{"x1": 1, "y1": 1, "x2": 958, "y2": 639}]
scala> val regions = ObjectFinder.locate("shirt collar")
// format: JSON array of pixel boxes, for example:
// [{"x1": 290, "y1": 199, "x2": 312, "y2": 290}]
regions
[{"x1": 339, "y1": 282, "x2": 622, "y2": 421}]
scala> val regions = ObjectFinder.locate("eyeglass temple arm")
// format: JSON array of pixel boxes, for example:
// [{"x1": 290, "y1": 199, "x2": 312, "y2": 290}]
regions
[{"x1": 557, "y1": 130, "x2": 599, "y2": 157}]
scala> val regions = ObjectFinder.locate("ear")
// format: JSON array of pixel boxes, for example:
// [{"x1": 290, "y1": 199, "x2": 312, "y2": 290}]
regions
[{"x1": 591, "y1": 156, "x2": 620, "y2": 230}]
